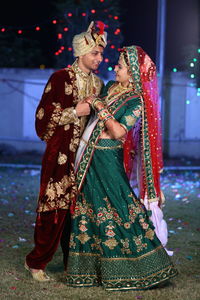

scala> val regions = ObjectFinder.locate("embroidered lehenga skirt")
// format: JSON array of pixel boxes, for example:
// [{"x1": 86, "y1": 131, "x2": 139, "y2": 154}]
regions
[{"x1": 66, "y1": 139, "x2": 177, "y2": 291}]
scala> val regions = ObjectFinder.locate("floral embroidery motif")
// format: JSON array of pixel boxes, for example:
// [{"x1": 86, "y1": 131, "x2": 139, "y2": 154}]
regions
[
  {"x1": 36, "y1": 108, "x2": 44, "y2": 120},
  {"x1": 45, "y1": 82, "x2": 51, "y2": 93},
  {"x1": 125, "y1": 115, "x2": 136, "y2": 126},
  {"x1": 128, "y1": 204, "x2": 142, "y2": 223},
  {"x1": 103, "y1": 238, "x2": 118, "y2": 250},
  {"x1": 65, "y1": 82, "x2": 73, "y2": 95},
  {"x1": 64, "y1": 124, "x2": 70, "y2": 131},
  {"x1": 42, "y1": 102, "x2": 62, "y2": 142},
  {"x1": 133, "y1": 235, "x2": 147, "y2": 252},
  {"x1": 145, "y1": 228, "x2": 155, "y2": 240},
  {"x1": 45, "y1": 175, "x2": 72, "y2": 201},
  {"x1": 96, "y1": 197, "x2": 122, "y2": 226},
  {"x1": 91, "y1": 235, "x2": 103, "y2": 254},
  {"x1": 139, "y1": 215, "x2": 149, "y2": 230},
  {"x1": 70, "y1": 137, "x2": 80, "y2": 153},
  {"x1": 124, "y1": 222, "x2": 131, "y2": 229},
  {"x1": 57, "y1": 152, "x2": 67, "y2": 165},
  {"x1": 105, "y1": 222, "x2": 116, "y2": 237},
  {"x1": 120, "y1": 238, "x2": 132, "y2": 254},
  {"x1": 77, "y1": 232, "x2": 91, "y2": 244},
  {"x1": 73, "y1": 196, "x2": 95, "y2": 222},
  {"x1": 69, "y1": 233, "x2": 76, "y2": 249},
  {"x1": 79, "y1": 217, "x2": 88, "y2": 232},
  {"x1": 59, "y1": 107, "x2": 78, "y2": 126},
  {"x1": 132, "y1": 107, "x2": 142, "y2": 118}
]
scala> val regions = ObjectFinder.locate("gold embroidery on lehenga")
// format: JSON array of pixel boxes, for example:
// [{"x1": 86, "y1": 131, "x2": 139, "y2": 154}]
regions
[
  {"x1": 120, "y1": 238, "x2": 132, "y2": 254},
  {"x1": 69, "y1": 233, "x2": 76, "y2": 249},
  {"x1": 103, "y1": 238, "x2": 118, "y2": 250},
  {"x1": 133, "y1": 235, "x2": 147, "y2": 252},
  {"x1": 77, "y1": 232, "x2": 91, "y2": 244},
  {"x1": 145, "y1": 228, "x2": 155, "y2": 240}
]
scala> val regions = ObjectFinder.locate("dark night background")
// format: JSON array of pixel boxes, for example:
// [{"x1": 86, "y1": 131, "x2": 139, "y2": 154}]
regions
[{"x1": 0, "y1": 0, "x2": 199, "y2": 70}]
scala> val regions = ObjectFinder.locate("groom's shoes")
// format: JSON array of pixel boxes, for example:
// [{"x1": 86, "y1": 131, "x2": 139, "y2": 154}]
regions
[{"x1": 24, "y1": 261, "x2": 51, "y2": 282}]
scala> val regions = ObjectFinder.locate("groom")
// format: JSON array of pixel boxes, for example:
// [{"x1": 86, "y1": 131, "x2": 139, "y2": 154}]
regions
[{"x1": 25, "y1": 21, "x2": 107, "y2": 281}]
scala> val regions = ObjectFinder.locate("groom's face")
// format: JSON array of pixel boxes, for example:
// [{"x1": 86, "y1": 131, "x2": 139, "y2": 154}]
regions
[{"x1": 79, "y1": 46, "x2": 104, "y2": 72}]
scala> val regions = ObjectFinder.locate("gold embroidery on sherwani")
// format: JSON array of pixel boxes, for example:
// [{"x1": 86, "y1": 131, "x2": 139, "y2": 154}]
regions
[
  {"x1": 64, "y1": 124, "x2": 70, "y2": 131},
  {"x1": 59, "y1": 107, "x2": 78, "y2": 126},
  {"x1": 36, "y1": 108, "x2": 44, "y2": 120},
  {"x1": 45, "y1": 82, "x2": 51, "y2": 93},
  {"x1": 71, "y1": 59, "x2": 103, "y2": 136},
  {"x1": 43, "y1": 102, "x2": 62, "y2": 142},
  {"x1": 45, "y1": 175, "x2": 71, "y2": 200},
  {"x1": 57, "y1": 152, "x2": 67, "y2": 165},
  {"x1": 65, "y1": 82, "x2": 73, "y2": 95}
]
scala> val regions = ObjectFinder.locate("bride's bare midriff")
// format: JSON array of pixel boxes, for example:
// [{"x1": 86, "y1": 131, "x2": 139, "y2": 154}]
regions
[{"x1": 99, "y1": 131, "x2": 113, "y2": 139}]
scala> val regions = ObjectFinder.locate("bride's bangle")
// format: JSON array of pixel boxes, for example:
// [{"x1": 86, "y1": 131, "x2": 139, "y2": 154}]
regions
[
  {"x1": 98, "y1": 108, "x2": 113, "y2": 121},
  {"x1": 91, "y1": 98, "x2": 104, "y2": 111}
]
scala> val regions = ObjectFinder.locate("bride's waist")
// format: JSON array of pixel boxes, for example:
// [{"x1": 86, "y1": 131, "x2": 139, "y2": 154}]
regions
[{"x1": 81, "y1": 138, "x2": 123, "y2": 149}]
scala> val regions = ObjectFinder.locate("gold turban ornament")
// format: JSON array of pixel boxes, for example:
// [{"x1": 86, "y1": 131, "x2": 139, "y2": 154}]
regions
[{"x1": 72, "y1": 21, "x2": 107, "y2": 57}]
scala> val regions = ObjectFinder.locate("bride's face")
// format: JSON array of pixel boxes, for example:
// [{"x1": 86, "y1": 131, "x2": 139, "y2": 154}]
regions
[{"x1": 114, "y1": 58, "x2": 131, "y2": 87}]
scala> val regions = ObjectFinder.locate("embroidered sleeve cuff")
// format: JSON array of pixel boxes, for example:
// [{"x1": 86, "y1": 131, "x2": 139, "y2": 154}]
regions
[{"x1": 59, "y1": 107, "x2": 78, "y2": 126}]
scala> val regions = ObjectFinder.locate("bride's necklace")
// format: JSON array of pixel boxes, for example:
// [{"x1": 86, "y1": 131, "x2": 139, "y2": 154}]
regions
[{"x1": 105, "y1": 82, "x2": 132, "y2": 105}]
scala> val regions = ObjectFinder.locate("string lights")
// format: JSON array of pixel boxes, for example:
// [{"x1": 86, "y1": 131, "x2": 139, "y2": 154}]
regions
[
  {"x1": 172, "y1": 48, "x2": 200, "y2": 101},
  {"x1": 0, "y1": 0, "x2": 122, "y2": 74}
]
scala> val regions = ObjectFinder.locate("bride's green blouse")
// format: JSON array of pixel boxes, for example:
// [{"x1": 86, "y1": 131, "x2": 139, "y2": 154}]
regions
[{"x1": 100, "y1": 80, "x2": 142, "y2": 133}]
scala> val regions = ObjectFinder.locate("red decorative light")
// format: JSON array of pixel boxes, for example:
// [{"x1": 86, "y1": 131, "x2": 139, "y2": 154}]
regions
[
  {"x1": 68, "y1": 47, "x2": 72, "y2": 51},
  {"x1": 82, "y1": 12, "x2": 86, "y2": 16},
  {"x1": 100, "y1": 0, "x2": 104, "y2": 2},
  {"x1": 61, "y1": 46, "x2": 65, "y2": 50},
  {"x1": 91, "y1": 9, "x2": 96, "y2": 14},
  {"x1": 55, "y1": 52, "x2": 59, "y2": 56},
  {"x1": 1, "y1": 28, "x2": 5, "y2": 32},
  {"x1": 35, "y1": 26, "x2": 40, "y2": 31},
  {"x1": 58, "y1": 33, "x2": 62, "y2": 39},
  {"x1": 52, "y1": 20, "x2": 57, "y2": 24},
  {"x1": 117, "y1": 48, "x2": 121, "y2": 51},
  {"x1": 18, "y1": 30, "x2": 22, "y2": 34},
  {"x1": 58, "y1": 49, "x2": 62, "y2": 53},
  {"x1": 64, "y1": 27, "x2": 69, "y2": 32},
  {"x1": 104, "y1": 58, "x2": 109, "y2": 63},
  {"x1": 110, "y1": 45, "x2": 115, "y2": 49},
  {"x1": 114, "y1": 16, "x2": 119, "y2": 20},
  {"x1": 114, "y1": 28, "x2": 121, "y2": 35},
  {"x1": 68, "y1": 13, "x2": 72, "y2": 17},
  {"x1": 67, "y1": 64, "x2": 71, "y2": 68}
]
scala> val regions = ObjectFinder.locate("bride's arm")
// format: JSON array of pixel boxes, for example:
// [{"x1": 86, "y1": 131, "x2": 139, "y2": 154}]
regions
[{"x1": 93, "y1": 97, "x2": 142, "y2": 140}]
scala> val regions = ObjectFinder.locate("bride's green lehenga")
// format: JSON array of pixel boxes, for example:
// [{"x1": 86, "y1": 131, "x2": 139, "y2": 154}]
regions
[{"x1": 66, "y1": 79, "x2": 178, "y2": 290}]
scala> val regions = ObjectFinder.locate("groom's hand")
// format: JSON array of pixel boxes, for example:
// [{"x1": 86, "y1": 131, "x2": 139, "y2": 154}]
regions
[{"x1": 75, "y1": 100, "x2": 91, "y2": 116}]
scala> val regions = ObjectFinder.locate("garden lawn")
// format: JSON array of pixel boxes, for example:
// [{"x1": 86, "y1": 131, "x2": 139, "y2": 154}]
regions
[{"x1": 0, "y1": 168, "x2": 199, "y2": 300}]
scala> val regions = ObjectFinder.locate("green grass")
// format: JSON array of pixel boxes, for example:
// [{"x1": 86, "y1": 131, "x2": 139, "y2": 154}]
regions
[{"x1": 0, "y1": 168, "x2": 200, "y2": 300}]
